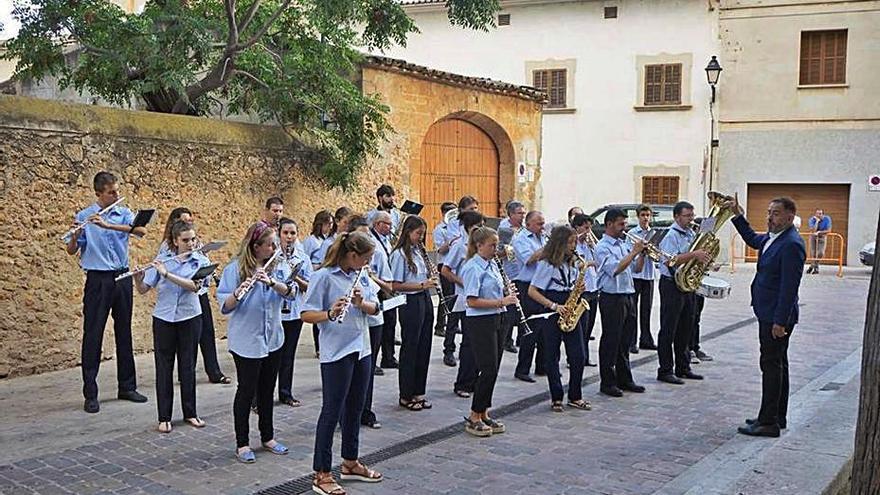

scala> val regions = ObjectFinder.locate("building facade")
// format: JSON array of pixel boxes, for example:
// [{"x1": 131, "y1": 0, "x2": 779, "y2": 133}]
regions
[
  {"x1": 381, "y1": 0, "x2": 722, "y2": 220},
  {"x1": 716, "y1": 0, "x2": 880, "y2": 265}
]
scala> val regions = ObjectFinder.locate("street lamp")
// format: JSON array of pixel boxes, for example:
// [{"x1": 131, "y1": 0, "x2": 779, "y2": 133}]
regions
[
  {"x1": 705, "y1": 55, "x2": 722, "y2": 200},
  {"x1": 705, "y1": 55, "x2": 722, "y2": 103}
]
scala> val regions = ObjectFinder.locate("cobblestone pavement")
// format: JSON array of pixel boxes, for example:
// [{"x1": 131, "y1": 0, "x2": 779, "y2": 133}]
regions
[{"x1": 0, "y1": 266, "x2": 870, "y2": 495}]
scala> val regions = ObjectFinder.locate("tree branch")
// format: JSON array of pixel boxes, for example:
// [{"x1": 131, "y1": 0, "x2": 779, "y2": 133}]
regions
[
  {"x1": 234, "y1": 69, "x2": 270, "y2": 89},
  {"x1": 235, "y1": 0, "x2": 291, "y2": 51},
  {"x1": 237, "y1": 0, "x2": 262, "y2": 35},
  {"x1": 224, "y1": 0, "x2": 238, "y2": 45}
]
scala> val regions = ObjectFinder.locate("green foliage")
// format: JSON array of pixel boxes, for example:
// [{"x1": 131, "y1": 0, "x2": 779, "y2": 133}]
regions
[{"x1": 3, "y1": 0, "x2": 499, "y2": 188}]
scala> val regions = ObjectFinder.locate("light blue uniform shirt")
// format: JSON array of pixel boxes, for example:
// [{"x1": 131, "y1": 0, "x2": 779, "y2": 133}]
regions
[
  {"x1": 303, "y1": 234, "x2": 332, "y2": 267},
  {"x1": 628, "y1": 225, "x2": 657, "y2": 281},
  {"x1": 144, "y1": 252, "x2": 209, "y2": 322},
  {"x1": 366, "y1": 246, "x2": 392, "y2": 327},
  {"x1": 157, "y1": 241, "x2": 213, "y2": 296},
  {"x1": 462, "y1": 255, "x2": 506, "y2": 317},
  {"x1": 432, "y1": 222, "x2": 451, "y2": 265},
  {"x1": 531, "y1": 259, "x2": 580, "y2": 292},
  {"x1": 576, "y1": 241, "x2": 599, "y2": 292},
  {"x1": 300, "y1": 266, "x2": 377, "y2": 364},
  {"x1": 280, "y1": 247, "x2": 313, "y2": 322},
  {"x1": 389, "y1": 247, "x2": 429, "y2": 295},
  {"x1": 370, "y1": 229, "x2": 393, "y2": 260},
  {"x1": 216, "y1": 258, "x2": 292, "y2": 358},
  {"x1": 658, "y1": 225, "x2": 695, "y2": 278},
  {"x1": 498, "y1": 218, "x2": 522, "y2": 280},
  {"x1": 444, "y1": 233, "x2": 469, "y2": 313},
  {"x1": 595, "y1": 234, "x2": 635, "y2": 294},
  {"x1": 512, "y1": 230, "x2": 545, "y2": 283},
  {"x1": 74, "y1": 203, "x2": 135, "y2": 271}
]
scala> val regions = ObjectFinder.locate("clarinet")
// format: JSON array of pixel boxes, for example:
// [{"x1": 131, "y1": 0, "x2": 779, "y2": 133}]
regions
[
  {"x1": 493, "y1": 254, "x2": 533, "y2": 337},
  {"x1": 418, "y1": 242, "x2": 449, "y2": 316}
]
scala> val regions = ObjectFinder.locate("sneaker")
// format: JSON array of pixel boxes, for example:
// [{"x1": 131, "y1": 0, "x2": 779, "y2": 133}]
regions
[
  {"x1": 689, "y1": 351, "x2": 701, "y2": 364},
  {"x1": 695, "y1": 349, "x2": 714, "y2": 362}
]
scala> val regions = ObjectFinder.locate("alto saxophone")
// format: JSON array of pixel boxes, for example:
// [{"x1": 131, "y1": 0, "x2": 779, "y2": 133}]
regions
[{"x1": 558, "y1": 253, "x2": 590, "y2": 332}]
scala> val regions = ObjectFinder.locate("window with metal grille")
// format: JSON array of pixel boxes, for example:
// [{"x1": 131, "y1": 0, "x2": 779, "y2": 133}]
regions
[
  {"x1": 644, "y1": 64, "x2": 681, "y2": 106},
  {"x1": 800, "y1": 30, "x2": 847, "y2": 85},
  {"x1": 642, "y1": 176, "x2": 680, "y2": 204},
  {"x1": 533, "y1": 69, "x2": 567, "y2": 108},
  {"x1": 604, "y1": 6, "x2": 618, "y2": 18},
  {"x1": 498, "y1": 13, "x2": 510, "y2": 26}
]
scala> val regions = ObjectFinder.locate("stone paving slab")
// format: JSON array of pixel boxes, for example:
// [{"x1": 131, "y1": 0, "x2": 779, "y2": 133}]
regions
[{"x1": 0, "y1": 266, "x2": 869, "y2": 495}]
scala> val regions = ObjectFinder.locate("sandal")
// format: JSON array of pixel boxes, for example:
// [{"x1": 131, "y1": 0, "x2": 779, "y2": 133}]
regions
[
  {"x1": 210, "y1": 375, "x2": 232, "y2": 384},
  {"x1": 568, "y1": 399, "x2": 592, "y2": 411},
  {"x1": 551, "y1": 401, "x2": 564, "y2": 413},
  {"x1": 463, "y1": 417, "x2": 493, "y2": 437},
  {"x1": 416, "y1": 398, "x2": 433, "y2": 409},
  {"x1": 313, "y1": 472, "x2": 345, "y2": 494},
  {"x1": 340, "y1": 461, "x2": 383, "y2": 483},
  {"x1": 398, "y1": 398, "x2": 423, "y2": 411},
  {"x1": 236, "y1": 447, "x2": 256, "y2": 464},
  {"x1": 262, "y1": 440, "x2": 289, "y2": 455},
  {"x1": 185, "y1": 417, "x2": 206, "y2": 428},
  {"x1": 482, "y1": 417, "x2": 506, "y2": 434},
  {"x1": 454, "y1": 390, "x2": 471, "y2": 398},
  {"x1": 157, "y1": 421, "x2": 172, "y2": 433},
  {"x1": 280, "y1": 397, "x2": 302, "y2": 407}
]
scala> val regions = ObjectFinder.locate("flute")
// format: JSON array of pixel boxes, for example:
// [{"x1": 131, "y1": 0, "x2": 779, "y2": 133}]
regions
[
  {"x1": 330, "y1": 266, "x2": 369, "y2": 323},
  {"x1": 114, "y1": 240, "x2": 227, "y2": 282},
  {"x1": 61, "y1": 197, "x2": 125, "y2": 243},
  {"x1": 236, "y1": 249, "x2": 282, "y2": 301}
]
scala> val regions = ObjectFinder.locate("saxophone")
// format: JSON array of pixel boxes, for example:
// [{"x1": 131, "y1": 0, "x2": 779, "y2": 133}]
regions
[
  {"x1": 674, "y1": 191, "x2": 738, "y2": 292},
  {"x1": 558, "y1": 253, "x2": 590, "y2": 332}
]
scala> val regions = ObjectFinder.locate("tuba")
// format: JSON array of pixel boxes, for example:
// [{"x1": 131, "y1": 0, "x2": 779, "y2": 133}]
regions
[
  {"x1": 558, "y1": 254, "x2": 590, "y2": 332},
  {"x1": 674, "y1": 191, "x2": 737, "y2": 293}
]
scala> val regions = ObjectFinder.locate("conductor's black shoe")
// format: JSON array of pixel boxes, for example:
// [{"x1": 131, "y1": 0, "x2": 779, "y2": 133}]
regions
[
  {"x1": 443, "y1": 354, "x2": 457, "y2": 367},
  {"x1": 117, "y1": 390, "x2": 148, "y2": 403},
  {"x1": 657, "y1": 374, "x2": 685, "y2": 385},
  {"x1": 620, "y1": 383, "x2": 646, "y2": 393},
  {"x1": 514, "y1": 373, "x2": 536, "y2": 383},
  {"x1": 600, "y1": 386, "x2": 624, "y2": 397},
  {"x1": 675, "y1": 371, "x2": 704, "y2": 380},
  {"x1": 746, "y1": 418, "x2": 787, "y2": 430},
  {"x1": 639, "y1": 342, "x2": 657, "y2": 351},
  {"x1": 84, "y1": 399, "x2": 100, "y2": 413},
  {"x1": 737, "y1": 422, "x2": 780, "y2": 438},
  {"x1": 629, "y1": 346, "x2": 639, "y2": 354}
]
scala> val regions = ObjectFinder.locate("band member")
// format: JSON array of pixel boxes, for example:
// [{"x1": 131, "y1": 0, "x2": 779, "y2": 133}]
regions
[
  {"x1": 217, "y1": 222, "x2": 293, "y2": 463},
  {"x1": 333, "y1": 207, "x2": 354, "y2": 238},
  {"x1": 348, "y1": 216, "x2": 393, "y2": 429},
  {"x1": 567, "y1": 206, "x2": 584, "y2": 225},
  {"x1": 460, "y1": 226, "x2": 517, "y2": 436},
  {"x1": 445, "y1": 195, "x2": 479, "y2": 240},
  {"x1": 134, "y1": 220, "x2": 208, "y2": 432},
  {"x1": 728, "y1": 195, "x2": 805, "y2": 437},
  {"x1": 512, "y1": 210, "x2": 547, "y2": 383},
  {"x1": 433, "y1": 201, "x2": 458, "y2": 337},
  {"x1": 304, "y1": 210, "x2": 335, "y2": 269},
  {"x1": 441, "y1": 196, "x2": 480, "y2": 365},
  {"x1": 301, "y1": 232, "x2": 384, "y2": 493},
  {"x1": 276, "y1": 217, "x2": 312, "y2": 408},
  {"x1": 656, "y1": 201, "x2": 710, "y2": 385},
  {"x1": 528, "y1": 225, "x2": 592, "y2": 412},
  {"x1": 595, "y1": 208, "x2": 646, "y2": 397},
  {"x1": 441, "y1": 211, "x2": 485, "y2": 397},
  {"x1": 370, "y1": 212, "x2": 399, "y2": 369},
  {"x1": 630, "y1": 204, "x2": 658, "y2": 353},
  {"x1": 571, "y1": 214, "x2": 599, "y2": 367},
  {"x1": 499, "y1": 200, "x2": 526, "y2": 354},
  {"x1": 366, "y1": 184, "x2": 402, "y2": 237},
  {"x1": 390, "y1": 216, "x2": 440, "y2": 411},
  {"x1": 262, "y1": 197, "x2": 284, "y2": 228},
  {"x1": 159, "y1": 208, "x2": 231, "y2": 385},
  {"x1": 66, "y1": 171, "x2": 148, "y2": 413}
]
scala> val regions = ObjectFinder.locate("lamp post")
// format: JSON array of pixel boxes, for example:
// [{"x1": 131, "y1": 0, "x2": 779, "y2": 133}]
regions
[{"x1": 705, "y1": 56, "x2": 722, "y2": 196}]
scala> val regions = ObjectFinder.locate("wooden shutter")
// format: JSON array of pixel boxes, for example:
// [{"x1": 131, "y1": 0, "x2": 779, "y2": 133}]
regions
[
  {"x1": 533, "y1": 69, "x2": 567, "y2": 108},
  {"x1": 644, "y1": 64, "x2": 682, "y2": 106},
  {"x1": 800, "y1": 30, "x2": 847, "y2": 85},
  {"x1": 642, "y1": 176, "x2": 680, "y2": 204}
]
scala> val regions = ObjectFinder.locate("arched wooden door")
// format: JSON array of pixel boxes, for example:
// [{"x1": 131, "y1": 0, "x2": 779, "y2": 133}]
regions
[{"x1": 420, "y1": 118, "x2": 500, "y2": 248}]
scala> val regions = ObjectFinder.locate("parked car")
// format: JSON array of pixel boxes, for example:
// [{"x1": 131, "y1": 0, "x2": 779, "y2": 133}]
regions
[
  {"x1": 588, "y1": 204, "x2": 675, "y2": 238},
  {"x1": 859, "y1": 242, "x2": 875, "y2": 266}
]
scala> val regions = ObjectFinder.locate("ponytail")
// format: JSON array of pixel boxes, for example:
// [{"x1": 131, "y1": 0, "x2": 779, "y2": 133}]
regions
[{"x1": 322, "y1": 231, "x2": 376, "y2": 269}]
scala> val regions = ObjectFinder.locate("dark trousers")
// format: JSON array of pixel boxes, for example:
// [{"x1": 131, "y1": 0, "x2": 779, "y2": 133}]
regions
[
  {"x1": 153, "y1": 316, "x2": 198, "y2": 421},
  {"x1": 436, "y1": 266, "x2": 454, "y2": 331},
  {"x1": 582, "y1": 291, "x2": 599, "y2": 360},
  {"x1": 539, "y1": 290, "x2": 586, "y2": 402},
  {"x1": 465, "y1": 314, "x2": 504, "y2": 413},
  {"x1": 313, "y1": 352, "x2": 371, "y2": 472},
  {"x1": 443, "y1": 296, "x2": 461, "y2": 355},
  {"x1": 598, "y1": 292, "x2": 636, "y2": 389},
  {"x1": 691, "y1": 295, "x2": 705, "y2": 351},
  {"x1": 454, "y1": 312, "x2": 477, "y2": 392},
  {"x1": 195, "y1": 293, "x2": 224, "y2": 380},
  {"x1": 313, "y1": 326, "x2": 320, "y2": 354},
  {"x1": 362, "y1": 325, "x2": 383, "y2": 423},
  {"x1": 231, "y1": 348, "x2": 282, "y2": 448},
  {"x1": 380, "y1": 308, "x2": 398, "y2": 366},
  {"x1": 398, "y1": 292, "x2": 434, "y2": 399},
  {"x1": 515, "y1": 281, "x2": 545, "y2": 376},
  {"x1": 81, "y1": 271, "x2": 137, "y2": 400},
  {"x1": 631, "y1": 279, "x2": 656, "y2": 348},
  {"x1": 658, "y1": 277, "x2": 695, "y2": 376},
  {"x1": 277, "y1": 319, "x2": 304, "y2": 401},
  {"x1": 757, "y1": 321, "x2": 793, "y2": 426}
]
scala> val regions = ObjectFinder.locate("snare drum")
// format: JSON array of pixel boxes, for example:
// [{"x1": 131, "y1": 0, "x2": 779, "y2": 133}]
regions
[{"x1": 697, "y1": 276, "x2": 731, "y2": 299}]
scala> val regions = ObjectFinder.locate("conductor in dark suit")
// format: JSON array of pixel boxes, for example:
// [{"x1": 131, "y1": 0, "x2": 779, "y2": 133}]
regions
[{"x1": 727, "y1": 195, "x2": 805, "y2": 437}]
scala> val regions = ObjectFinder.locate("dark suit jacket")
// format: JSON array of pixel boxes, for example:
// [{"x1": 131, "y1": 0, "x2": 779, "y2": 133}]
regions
[{"x1": 732, "y1": 216, "x2": 806, "y2": 326}]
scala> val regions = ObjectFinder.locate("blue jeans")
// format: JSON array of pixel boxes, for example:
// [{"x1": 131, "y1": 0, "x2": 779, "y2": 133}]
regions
[{"x1": 313, "y1": 352, "x2": 371, "y2": 472}]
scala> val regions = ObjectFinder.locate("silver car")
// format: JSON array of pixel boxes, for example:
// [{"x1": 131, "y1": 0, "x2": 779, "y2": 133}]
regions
[{"x1": 860, "y1": 242, "x2": 875, "y2": 266}]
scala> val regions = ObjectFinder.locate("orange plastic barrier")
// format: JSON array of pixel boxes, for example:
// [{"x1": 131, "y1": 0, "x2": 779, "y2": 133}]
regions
[{"x1": 729, "y1": 231, "x2": 844, "y2": 278}]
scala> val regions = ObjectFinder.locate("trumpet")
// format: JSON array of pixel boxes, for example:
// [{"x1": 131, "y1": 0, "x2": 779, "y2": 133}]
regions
[
  {"x1": 235, "y1": 249, "x2": 282, "y2": 302},
  {"x1": 623, "y1": 230, "x2": 677, "y2": 265},
  {"x1": 577, "y1": 229, "x2": 600, "y2": 247},
  {"x1": 114, "y1": 240, "x2": 228, "y2": 281},
  {"x1": 61, "y1": 197, "x2": 125, "y2": 243},
  {"x1": 329, "y1": 266, "x2": 369, "y2": 323}
]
